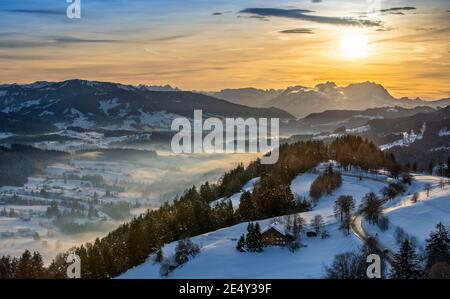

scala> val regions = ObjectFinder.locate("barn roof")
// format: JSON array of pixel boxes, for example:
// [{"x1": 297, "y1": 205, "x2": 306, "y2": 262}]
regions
[{"x1": 261, "y1": 222, "x2": 294, "y2": 236}]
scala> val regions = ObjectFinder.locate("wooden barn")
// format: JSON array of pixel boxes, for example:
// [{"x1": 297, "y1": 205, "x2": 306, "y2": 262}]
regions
[{"x1": 260, "y1": 223, "x2": 294, "y2": 246}]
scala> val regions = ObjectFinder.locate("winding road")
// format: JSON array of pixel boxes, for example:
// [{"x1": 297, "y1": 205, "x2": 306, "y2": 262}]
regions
[{"x1": 351, "y1": 214, "x2": 395, "y2": 264}]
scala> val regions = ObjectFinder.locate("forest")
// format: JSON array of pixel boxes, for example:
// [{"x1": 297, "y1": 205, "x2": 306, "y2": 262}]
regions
[{"x1": 0, "y1": 144, "x2": 69, "y2": 186}]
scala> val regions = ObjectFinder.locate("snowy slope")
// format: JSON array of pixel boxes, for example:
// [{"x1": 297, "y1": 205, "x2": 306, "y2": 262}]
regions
[
  {"x1": 210, "y1": 177, "x2": 260, "y2": 209},
  {"x1": 120, "y1": 171, "x2": 387, "y2": 279},
  {"x1": 364, "y1": 174, "x2": 450, "y2": 252},
  {"x1": 119, "y1": 222, "x2": 360, "y2": 279}
]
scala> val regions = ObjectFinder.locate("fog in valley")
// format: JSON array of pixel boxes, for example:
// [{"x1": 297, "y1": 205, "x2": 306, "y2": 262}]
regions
[{"x1": 0, "y1": 146, "x2": 259, "y2": 264}]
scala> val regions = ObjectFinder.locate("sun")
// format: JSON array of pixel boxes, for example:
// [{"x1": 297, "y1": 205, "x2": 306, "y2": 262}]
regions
[{"x1": 339, "y1": 29, "x2": 369, "y2": 60}]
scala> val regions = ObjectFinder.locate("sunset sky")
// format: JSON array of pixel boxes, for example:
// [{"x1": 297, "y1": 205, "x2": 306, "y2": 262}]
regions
[{"x1": 0, "y1": 0, "x2": 449, "y2": 99}]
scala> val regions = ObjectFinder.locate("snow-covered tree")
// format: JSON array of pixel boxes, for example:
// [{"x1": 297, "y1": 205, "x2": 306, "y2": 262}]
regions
[{"x1": 174, "y1": 238, "x2": 200, "y2": 265}]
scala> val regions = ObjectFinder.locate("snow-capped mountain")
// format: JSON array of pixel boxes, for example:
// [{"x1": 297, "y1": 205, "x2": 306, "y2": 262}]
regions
[
  {"x1": 211, "y1": 81, "x2": 450, "y2": 118},
  {"x1": 0, "y1": 80, "x2": 294, "y2": 132},
  {"x1": 209, "y1": 87, "x2": 284, "y2": 108}
]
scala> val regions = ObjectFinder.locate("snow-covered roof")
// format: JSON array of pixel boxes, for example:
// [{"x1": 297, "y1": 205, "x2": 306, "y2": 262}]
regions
[{"x1": 261, "y1": 222, "x2": 293, "y2": 236}]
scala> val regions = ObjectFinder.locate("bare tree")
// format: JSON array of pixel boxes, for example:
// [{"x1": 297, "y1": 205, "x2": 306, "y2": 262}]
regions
[
  {"x1": 411, "y1": 192, "x2": 419, "y2": 203},
  {"x1": 311, "y1": 215, "x2": 324, "y2": 234},
  {"x1": 334, "y1": 195, "x2": 355, "y2": 222},
  {"x1": 424, "y1": 183, "x2": 432, "y2": 197},
  {"x1": 439, "y1": 179, "x2": 445, "y2": 190},
  {"x1": 361, "y1": 192, "x2": 383, "y2": 224}
]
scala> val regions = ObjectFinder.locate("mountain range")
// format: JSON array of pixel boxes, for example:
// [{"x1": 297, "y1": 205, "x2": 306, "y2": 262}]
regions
[
  {"x1": 1, "y1": 79, "x2": 449, "y2": 139},
  {"x1": 297, "y1": 106, "x2": 436, "y2": 133},
  {"x1": 210, "y1": 82, "x2": 450, "y2": 118},
  {"x1": 0, "y1": 80, "x2": 293, "y2": 133}
]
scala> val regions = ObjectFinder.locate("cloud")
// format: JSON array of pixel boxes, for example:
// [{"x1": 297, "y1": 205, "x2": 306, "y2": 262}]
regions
[
  {"x1": 239, "y1": 8, "x2": 381, "y2": 27},
  {"x1": 376, "y1": 27, "x2": 394, "y2": 32},
  {"x1": 362, "y1": 7, "x2": 417, "y2": 16},
  {"x1": 280, "y1": 28, "x2": 315, "y2": 34},
  {"x1": 51, "y1": 36, "x2": 121, "y2": 44},
  {"x1": 237, "y1": 15, "x2": 269, "y2": 21},
  {"x1": 379, "y1": 7, "x2": 416, "y2": 13},
  {"x1": 2, "y1": 9, "x2": 62, "y2": 15},
  {"x1": 213, "y1": 11, "x2": 232, "y2": 16},
  {"x1": 150, "y1": 35, "x2": 189, "y2": 42},
  {"x1": 0, "y1": 36, "x2": 124, "y2": 49},
  {"x1": 0, "y1": 54, "x2": 46, "y2": 60},
  {"x1": 0, "y1": 40, "x2": 42, "y2": 49}
]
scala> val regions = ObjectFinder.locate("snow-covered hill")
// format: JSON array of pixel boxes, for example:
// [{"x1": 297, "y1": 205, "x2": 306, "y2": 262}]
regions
[
  {"x1": 119, "y1": 163, "x2": 450, "y2": 279},
  {"x1": 119, "y1": 166, "x2": 389, "y2": 279}
]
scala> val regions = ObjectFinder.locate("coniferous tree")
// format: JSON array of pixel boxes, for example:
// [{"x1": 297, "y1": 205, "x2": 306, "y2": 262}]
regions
[
  {"x1": 237, "y1": 191, "x2": 256, "y2": 221},
  {"x1": 236, "y1": 235, "x2": 247, "y2": 252},
  {"x1": 199, "y1": 181, "x2": 216, "y2": 203},
  {"x1": 0, "y1": 256, "x2": 14, "y2": 279},
  {"x1": 16, "y1": 250, "x2": 33, "y2": 279},
  {"x1": 31, "y1": 251, "x2": 45, "y2": 278},
  {"x1": 390, "y1": 239, "x2": 422, "y2": 279},
  {"x1": 212, "y1": 199, "x2": 234, "y2": 228},
  {"x1": 46, "y1": 253, "x2": 68, "y2": 278},
  {"x1": 447, "y1": 156, "x2": 450, "y2": 177},
  {"x1": 428, "y1": 162, "x2": 434, "y2": 175},
  {"x1": 425, "y1": 222, "x2": 450, "y2": 270},
  {"x1": 245, "y1": 222, "x2": 263, "y2": 252},
  {"x1": 253, "y1": 183, "x2": 295, "y2": 218},
  {"x1": 253, "y1": 222, "x2": 264, "y2": 252},
  {"x1": 155, "y1": 248, "x2": 164, "y2": 263},
  {"x1": 245, "y1": 223, "x2": 255, "y2": 250}
]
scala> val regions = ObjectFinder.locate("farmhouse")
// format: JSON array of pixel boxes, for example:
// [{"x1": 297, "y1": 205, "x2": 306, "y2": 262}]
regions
[{"x1": 260, "y1": 222, "x2": 294, "y2": 246}]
